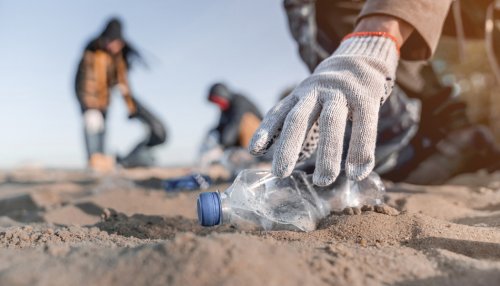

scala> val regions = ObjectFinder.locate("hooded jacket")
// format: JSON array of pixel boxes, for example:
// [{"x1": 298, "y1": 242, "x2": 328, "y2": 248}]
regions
[
  {"x1": 75, "y1": 18, "x2": 137, "y2": 115},
  {"x1": 209, "y1": 84, "x2": 263, "y2": 148}
]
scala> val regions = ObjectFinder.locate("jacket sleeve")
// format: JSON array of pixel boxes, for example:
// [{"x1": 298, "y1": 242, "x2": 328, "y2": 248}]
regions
[
  {"x1": 75, "y1": 51, "x2": 96, "y2": 110},
  {"x1": 358, "y1": 0, "x2": 453, "y2": 60},
  {"x1": 116, "y1": 56, "x2": 137, "y2": 115},
  {"x1": 284, "y1": 0, "x2": 330, "y2": 71}
]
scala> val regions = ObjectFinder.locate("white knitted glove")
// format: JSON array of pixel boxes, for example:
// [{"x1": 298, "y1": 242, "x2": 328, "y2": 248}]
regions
[{"x1": 250, "y1": 35, "x2": 399, "y2": 186}]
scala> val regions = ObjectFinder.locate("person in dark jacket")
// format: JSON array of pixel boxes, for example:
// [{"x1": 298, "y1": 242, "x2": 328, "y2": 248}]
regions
[
  {"x1": 75, "y1": 18, "x2": 166, "y2": 171},
  {"x1": 207, "y1": 83, "x2": 263, "y2": 149},
  {"x1": 249, "y1": 0, "x2": 500, "y2": 185}
]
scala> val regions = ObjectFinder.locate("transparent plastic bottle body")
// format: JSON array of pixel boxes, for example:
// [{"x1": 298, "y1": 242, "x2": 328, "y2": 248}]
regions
[
  {"x1": 197, "y1": 169, "x2": 385, "y2": 232},
  {"x1": 314, "y1": 172, "x2": 385, "y2": 212},
  {"x1": 219, "y1": 170, "x2": 329, "y2": 231}
]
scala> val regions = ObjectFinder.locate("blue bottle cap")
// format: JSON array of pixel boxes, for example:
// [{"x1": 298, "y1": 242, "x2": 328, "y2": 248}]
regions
[{"x1": 197, "y1": 192, "x2": 222, "y2": 226}]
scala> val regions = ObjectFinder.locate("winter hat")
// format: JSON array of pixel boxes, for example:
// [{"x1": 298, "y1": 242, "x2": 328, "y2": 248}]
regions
[
  {"x1": 100, "y1": 18, "x2": 124, "y2": 42},
  {"x1": 208, "y1": 83, "x2": 233, "y2": 102}
]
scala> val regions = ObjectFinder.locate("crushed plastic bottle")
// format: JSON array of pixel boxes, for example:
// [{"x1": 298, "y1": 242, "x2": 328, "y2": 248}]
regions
[{"x1": 197, "y1": 169, "x2": 385, "y2": 231}]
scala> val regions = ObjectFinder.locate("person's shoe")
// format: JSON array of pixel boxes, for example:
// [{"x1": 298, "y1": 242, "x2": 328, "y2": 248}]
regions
[{"x1": 88, "y1": 153, "x2": 116, "y2": 173}]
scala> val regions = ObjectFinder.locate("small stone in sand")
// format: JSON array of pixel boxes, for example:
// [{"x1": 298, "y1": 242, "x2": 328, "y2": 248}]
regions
[
  {"x1": 102, "y1": 208, "x2": 112, "y2": 219},
  {"x1": 359, "y1": 238, "x2": 367, "y2": 247},
  {"x1": 374, "y1": 205, "x2": 400, "y2": 216},
  {"x1": 361, "y1": 205, "x2": 374, "y2": 212},
  {"x1": 342, "y1": 208, "x2": 354, "y2": 215}
]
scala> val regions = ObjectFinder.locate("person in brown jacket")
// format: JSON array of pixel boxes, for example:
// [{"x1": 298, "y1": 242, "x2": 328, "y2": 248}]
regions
[
  {"x1": 249, "y1": 0, "x2": 500, "y2": 185},
  {"x1": 75, "y1": 18, "x2": 166, "y2": 171}
]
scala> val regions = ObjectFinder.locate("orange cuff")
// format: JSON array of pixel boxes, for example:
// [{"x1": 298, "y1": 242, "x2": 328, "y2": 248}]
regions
[{"x1": 342, "y1": 32, "x2": 400, "y2": 53}]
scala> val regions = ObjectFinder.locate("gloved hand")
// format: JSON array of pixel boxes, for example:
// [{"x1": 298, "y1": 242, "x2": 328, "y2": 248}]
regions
[{"x1": 249, "y1": 34, "x2": 399, "y2": 186}]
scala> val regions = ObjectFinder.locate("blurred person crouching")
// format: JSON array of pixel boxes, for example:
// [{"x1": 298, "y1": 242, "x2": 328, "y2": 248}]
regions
[
  {"x1": 75, "y1": 18, "x2": 166, "y2": 172},
  {"x1": 199, "y1": 83, "x2": 266, "y2": 178}
]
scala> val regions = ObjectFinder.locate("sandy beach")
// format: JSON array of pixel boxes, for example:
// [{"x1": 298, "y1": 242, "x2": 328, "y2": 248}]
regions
[{"x1": 0, "y1": 166, "x2": 499, "y2": 285}]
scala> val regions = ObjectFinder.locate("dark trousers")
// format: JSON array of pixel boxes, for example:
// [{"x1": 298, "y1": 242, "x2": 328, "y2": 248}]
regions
[
  {"x1": 85, "y1": 126, "x2": 106, "y2": 159},
  {"x1": 83, "y1": 110, "x2": 106, "y2": 159}
]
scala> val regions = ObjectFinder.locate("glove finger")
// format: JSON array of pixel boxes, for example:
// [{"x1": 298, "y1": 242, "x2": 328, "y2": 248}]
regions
[
  {"x1": 249, "y1": 95, "x2": 297, "y2": 156},
  {"x1": 312, "y1": 97, "x2": 348, "y2": 186},
  {"x1": 346, "y1": 99, "x2": 380, "y2": 181},
  {"x1": 273, "y1": 93, "x2": 321, "y2": 178},
  {"x1": 297, "y1": 120, "x2": 319, "y2": 163}
]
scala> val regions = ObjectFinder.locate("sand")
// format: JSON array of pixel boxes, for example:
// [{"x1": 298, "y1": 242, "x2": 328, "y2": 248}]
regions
[{"x1": 0, "y1": 166, "x2": 499, "y2": 285}]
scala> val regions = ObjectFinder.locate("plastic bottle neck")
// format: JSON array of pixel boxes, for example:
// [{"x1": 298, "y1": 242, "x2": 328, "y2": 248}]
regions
[{"x1": 219, "y1": 192, "x2": 231, "y2": 224}]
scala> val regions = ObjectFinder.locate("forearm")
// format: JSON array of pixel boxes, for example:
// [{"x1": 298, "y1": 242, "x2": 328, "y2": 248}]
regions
[
  {"x1": 354, "y1": 15, "x2": 414, "y2": 48},
  {"x1": 358, "y1": 0, "x2": 452, "y2": 60}
]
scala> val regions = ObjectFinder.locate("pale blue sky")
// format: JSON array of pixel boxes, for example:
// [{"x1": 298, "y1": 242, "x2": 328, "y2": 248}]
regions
[{"x1": 0, "y1": 0, "x2": 309, "y2": 168}]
